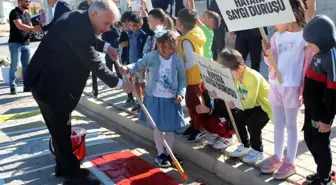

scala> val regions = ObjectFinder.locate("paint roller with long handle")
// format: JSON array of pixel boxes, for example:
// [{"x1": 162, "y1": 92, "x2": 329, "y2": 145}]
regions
[{"x1": 114, "y1": 59, "x2": 190, "y2": 183}]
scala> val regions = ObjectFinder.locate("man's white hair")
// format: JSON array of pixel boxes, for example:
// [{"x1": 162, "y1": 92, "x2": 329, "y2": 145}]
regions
[{"x1": 88, "y1": 0, "x2": 120, "y2": 20}]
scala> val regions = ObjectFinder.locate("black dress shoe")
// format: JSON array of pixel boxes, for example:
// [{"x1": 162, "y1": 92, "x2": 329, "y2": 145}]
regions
[
  {"x1": 92, "y1": 90, "x2": 98, "y2": 98},
  {"x1": 23, "y1": 87, "x2": 31, "y2": 92},
  {"x1": 63, "y1": 176, "x2": 100, "y2": 185},
  {"x1": 10, "y1": 88, "x2": 17, "y2": 95},
  {"x1": 55, "y1": 168, "x2": 90, "y2": 177}
]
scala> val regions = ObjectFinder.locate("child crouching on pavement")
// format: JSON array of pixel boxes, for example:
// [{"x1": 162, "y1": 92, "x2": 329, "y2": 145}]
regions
[
  {"x1": 119, "y1": 28, "x2": 186, "y2": 168},
  {"x1": 302, "y1": 15, "x2": 336, "y2": 185},
  {"x1": 217, "y1": 48, "x2": 273, "y2": 165},
  {"x1": 195, "y1": 90, "x2": 235, "y2": 150}
]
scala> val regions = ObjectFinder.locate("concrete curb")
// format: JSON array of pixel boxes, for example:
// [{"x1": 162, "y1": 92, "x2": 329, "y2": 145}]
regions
[
  {"x1": 78, "y1": 94, "x2": 291, "y2": 185},
  {"x1": 0, "y1": 32, "x2": 9, "y2": 37}
]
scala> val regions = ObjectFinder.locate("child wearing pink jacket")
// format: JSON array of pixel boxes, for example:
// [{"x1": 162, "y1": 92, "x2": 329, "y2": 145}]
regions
[{"x1": 259, "y1": 0, "x2": 315, "y2": 180}]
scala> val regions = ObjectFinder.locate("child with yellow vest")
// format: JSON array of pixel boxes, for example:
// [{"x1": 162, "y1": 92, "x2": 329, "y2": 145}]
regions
[{"x1": 175, "y1": 8, "x2": 206, "y2": 142}]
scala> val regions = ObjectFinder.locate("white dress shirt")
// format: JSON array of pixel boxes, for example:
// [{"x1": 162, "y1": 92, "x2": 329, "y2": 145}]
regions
[{"x1": 51, "y1": 0, "x2": 59, "y2": 18}]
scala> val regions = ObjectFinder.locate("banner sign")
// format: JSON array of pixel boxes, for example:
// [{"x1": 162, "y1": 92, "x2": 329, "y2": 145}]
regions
[
  {"x1": 195, "y1": 53, "x2": 244, "y2": 110},
  {"x1": 216, "y1": 0, "x2": 295, "y2": 31}
]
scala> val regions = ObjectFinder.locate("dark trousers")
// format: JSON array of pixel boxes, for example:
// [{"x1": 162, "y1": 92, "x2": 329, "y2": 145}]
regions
[
  {"x1": 304, "y1": 107, "x2": 332, "y2": 179},
  {"x1": 232, "y1": 106, "x2": 269, "y2": 152},
  {"x1": 207, "y1": 0, "x2": 226, "y2": 60},
  {"x1": 92, "y1": 74, "x2": 98, "y2": 96},
  {"x1": 185, "y1": 83, "x2": 205, "y2": 129},
  {"x1": 235, "y1": 31, "x2": 263, "y2": 72},
  {"x1": 37, "y1": 101, "x2": 80, "y2": 177},
  {"x1": 212, "y1": 23, "x2": 226, "y2": 60}
]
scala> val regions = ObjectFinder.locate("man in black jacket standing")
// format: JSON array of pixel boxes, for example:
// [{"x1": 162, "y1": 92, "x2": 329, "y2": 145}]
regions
[
  {"x1": 78, "y1": 0, "x2": 100, "y2": 98},
  {"x1": 24, "y1": 0, "x2": 132, "y2": 184},
  {"x1": 42, "y1": 0, "x2": 72, "y2": 31},
  {"x1": 207, "y1": 0, "x2": 227, "y2": 60},
  {"x1": 102, "y1": 25, "x2": 122, "y2": 78},
  {"x1": 231, "y1": 28, "x2": 268, "y2": 72}
]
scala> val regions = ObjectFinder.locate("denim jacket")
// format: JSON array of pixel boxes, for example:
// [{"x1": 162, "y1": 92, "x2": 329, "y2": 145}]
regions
[
  {"x1": 127, "y1": 51, "x2": 186, "y2": 98},
  {"x1": 127, "y1": 29, "x2": 148, "y2": 61}
]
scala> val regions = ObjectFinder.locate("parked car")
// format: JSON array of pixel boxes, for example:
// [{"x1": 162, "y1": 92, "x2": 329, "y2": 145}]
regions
[{"x1": 30, "y1": 13, "x2": 44, "y2": 41}]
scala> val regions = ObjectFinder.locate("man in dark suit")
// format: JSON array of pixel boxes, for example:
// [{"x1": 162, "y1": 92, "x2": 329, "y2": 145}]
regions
[
  {"x1": 42, "y1": 0, "x2": 72, "y2": 31},
  {"x1": 231, "y1": 28, "x2": 268, "y2": 72},
  {"x1": 24, "y1": 0, "x2": 132, "y2": 184}
]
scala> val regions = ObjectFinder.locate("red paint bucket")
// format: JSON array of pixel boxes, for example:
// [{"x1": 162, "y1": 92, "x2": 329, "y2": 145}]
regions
[{"x1": 49, "y1": 127, "x2": 87, "y2": 161}]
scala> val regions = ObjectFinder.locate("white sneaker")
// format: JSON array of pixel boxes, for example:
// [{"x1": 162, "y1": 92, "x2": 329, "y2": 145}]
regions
[
  {"x1": 196, "y1": 130, "x2": 206, "y2": 140},
  {"x1": 206, "y1": 133, "x2": 218, "y2": 145},
  {"x1": 230, "y1": 144, "x2": 250, "y2": 158},
  {"x1": 187, "y1": 130, "x2": 206, "y2": 143},
  {"x1": 242, "y1": 149, "x2": 264, "y2": 164},
  {"x1": 213, "y1": 137, "x2": 233, "y2": 150}
]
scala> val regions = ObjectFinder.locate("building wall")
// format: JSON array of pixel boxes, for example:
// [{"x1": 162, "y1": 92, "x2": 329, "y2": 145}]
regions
[
  {"x1": 0, "y1": 0, "x2": 15, "y2": 23},
  {"x1": 317, "y1": 0, "x2": 336, "y2": 22}
]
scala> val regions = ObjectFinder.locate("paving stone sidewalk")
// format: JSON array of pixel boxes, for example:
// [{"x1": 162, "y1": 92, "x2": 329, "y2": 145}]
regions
[
  {"x1": 0, "y1": 82, "x2": 227, "y2": 185},
  {"x1": 0, "y1": 83, "x2": 127, "y2": 185},
  {"x1": 82, "y1": 75, "x2": 336, "y2": 185}
]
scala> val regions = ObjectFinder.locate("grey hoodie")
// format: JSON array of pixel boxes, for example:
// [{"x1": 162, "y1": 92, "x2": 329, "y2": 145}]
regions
[{"x1": 303, "y1": 15, "x2": 336, "y2": 52}]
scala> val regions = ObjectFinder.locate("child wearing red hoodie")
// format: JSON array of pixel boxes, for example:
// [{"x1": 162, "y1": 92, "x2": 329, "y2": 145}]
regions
[{"x1": 195, "y1": 90, "x2": 235, "y2": 150}]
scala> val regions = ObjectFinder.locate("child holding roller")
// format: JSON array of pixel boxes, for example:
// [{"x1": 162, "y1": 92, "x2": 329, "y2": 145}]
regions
[{"x1": 119, "y1": 27, "x2": 186, "y2": 168}]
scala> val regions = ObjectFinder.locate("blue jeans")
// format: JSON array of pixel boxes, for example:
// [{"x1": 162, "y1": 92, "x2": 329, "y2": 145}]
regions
[{"x1": 8, "y1": 42, "x2": 31, "y2": 88}]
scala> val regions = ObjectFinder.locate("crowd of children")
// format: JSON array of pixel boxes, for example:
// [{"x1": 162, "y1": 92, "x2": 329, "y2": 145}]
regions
[{"x1": 101, "y1": 0, "x2": 336, "y2": 184}]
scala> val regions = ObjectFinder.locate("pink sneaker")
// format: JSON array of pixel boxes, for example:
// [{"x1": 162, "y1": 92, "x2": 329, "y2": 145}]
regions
[
  {"x1": 260, "y1": 155, "x2": 282, "y2": 173},
  {"x1": 273, "y1": 160, "x2": 296, "y2": 180}
]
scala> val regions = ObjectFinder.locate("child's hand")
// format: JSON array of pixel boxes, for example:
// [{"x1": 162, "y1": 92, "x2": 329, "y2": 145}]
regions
[
  {"x1": 195, "y1": 104, "x2": 210, "y2": 114},
  {"x1": 140, "y1": 0, "x2": 148, "y2": 11},
  {"x1": 175, "y1": 95, "x2": 183, "y2": 104},
  {"x1": 119, "y1": 65, "x2": 129, "y2": 75},
  {"x1": 226, "y1": 101, "x2": 235, "y2": 109},
  {"x1": 210, "y1": 90, "x2": 218, "y2": 99},
  {"x1": 317, "y1": 121, "x2": 331, "y2": 133},
  {"x1": 230, "y1": 32, "x2": 235, "y2": 40},
  {"x1": 262, "y1": 40, "x2": 271, "y2": 51},
  {"x1": 299, "y1": 95, "x2": 303, "y2": 105},
  {"x1": 107, "y1": 46, "x2": 119, "y2": 61},
  {"x1": 141, "y1": 0, "x2": 147, "y2": 7}
]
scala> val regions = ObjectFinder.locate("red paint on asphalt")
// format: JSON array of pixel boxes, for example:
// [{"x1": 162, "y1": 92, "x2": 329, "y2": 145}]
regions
[{"x1": 91, "y1": 151, "x2": 183, "y2": 185}]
